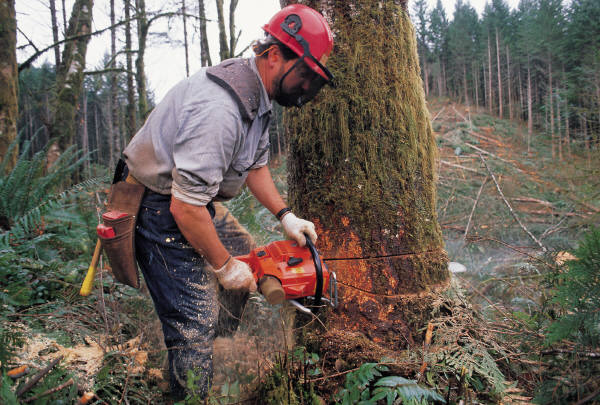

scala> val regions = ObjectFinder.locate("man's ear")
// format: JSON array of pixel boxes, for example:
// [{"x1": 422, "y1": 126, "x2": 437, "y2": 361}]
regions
[{"x1": 267, "y1": 45, "x2": 282, "y2": 67}]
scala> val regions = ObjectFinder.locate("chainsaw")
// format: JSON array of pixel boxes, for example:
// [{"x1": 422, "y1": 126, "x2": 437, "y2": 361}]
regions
[{"x1": 236, "y1": 234, "x2": 338, "y2": 313}]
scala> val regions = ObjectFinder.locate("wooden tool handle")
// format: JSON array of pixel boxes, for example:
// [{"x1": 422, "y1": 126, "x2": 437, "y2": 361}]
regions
[
  {"x1": 80, "y1": 239, "x2": 102, "y2": 296},
  {"x1": 259, "y1": 276, "x2": 285, "y2": 305}
]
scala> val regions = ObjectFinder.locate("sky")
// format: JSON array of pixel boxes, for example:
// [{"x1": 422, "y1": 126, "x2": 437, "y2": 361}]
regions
[{"x1": 16, "y1": 0, "x2": 520, "y2": 101}]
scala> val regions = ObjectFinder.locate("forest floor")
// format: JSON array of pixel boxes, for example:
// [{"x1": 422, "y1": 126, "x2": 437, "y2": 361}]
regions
[{"x1": 2, "y1": 98, "x2": 599, "y2": 404}]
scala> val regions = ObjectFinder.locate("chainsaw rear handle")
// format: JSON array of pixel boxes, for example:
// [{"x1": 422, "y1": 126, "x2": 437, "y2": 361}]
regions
[{"x1": 304, "y1": 233, "x2": 323, "y2": 307}]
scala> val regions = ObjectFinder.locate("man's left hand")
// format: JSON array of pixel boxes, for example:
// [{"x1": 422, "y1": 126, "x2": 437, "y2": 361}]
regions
[{"x1": 281, "y1": 213, "x2": 317, "y2": 247}]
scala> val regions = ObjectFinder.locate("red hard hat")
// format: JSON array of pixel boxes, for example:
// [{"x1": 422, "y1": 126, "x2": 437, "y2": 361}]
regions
[{"x1": 263, "y1": 4, "x2": 334, "y2": 82}]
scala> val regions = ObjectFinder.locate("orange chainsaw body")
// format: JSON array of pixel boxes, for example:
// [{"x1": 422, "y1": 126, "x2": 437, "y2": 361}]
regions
[{"x1": 236, "y1": 240, "x2": 330, "y2": 301}]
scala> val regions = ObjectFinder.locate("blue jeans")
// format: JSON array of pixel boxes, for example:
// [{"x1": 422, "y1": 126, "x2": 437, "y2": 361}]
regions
[{"x1": 135, "y1": 191, "x2": 217, "y2": 399}]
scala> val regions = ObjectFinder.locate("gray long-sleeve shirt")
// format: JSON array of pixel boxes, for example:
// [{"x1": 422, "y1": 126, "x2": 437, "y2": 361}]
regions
[{"x1": 123, "y1": 58, "x2": 272, "y2": 206}]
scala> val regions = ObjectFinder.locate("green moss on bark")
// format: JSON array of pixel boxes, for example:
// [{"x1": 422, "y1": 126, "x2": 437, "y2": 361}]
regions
[
  {"x1": 286, "y1": 0, "x2": 447, "y2": 278},
  {"x1": 51, "y1": 0, "x2": 94, "y2": 150},
  {"x1": 0, "y1": 0, "x2": 18, "y2": 172}
]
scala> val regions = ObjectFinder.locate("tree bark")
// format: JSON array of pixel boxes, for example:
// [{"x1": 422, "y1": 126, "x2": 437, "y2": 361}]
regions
[
  {"x1": 229, "y1": 0, "x2": 239, "y2": 57},
  {"x1": 563, "y1": 68, "x2": 570, "y2": 157},
  {"x1": 473, "y1": 62, "x2": 479, "y2": 108},
  {"x1": 284, "y1": 0, "x2": 449, "y2": 348},
  {"x1": 182, "y1": 0, "x2": 190, "y2": 77},
  {"x1": 49, "y1": 0, "x2": 61, "y2": 68},
  {"x1": 81, "y1": 88, "x2": 90, "y2": 176},
  {"x1": 198, "y1": 0, "x2": 212, "y2": 66},
  {"x1": 463, "y1": 62, "x2": 469, "y2": 106},
  {"x1": 495, "y1": 27, "x2": 502, "y2": 118},
  {"x1": 0, "y1": 0, "x2": 18, "y2": 172},
  {"x1": 527, "y1": 55, "x2": 532, "y2": 153},
  {"x1": 423, "y1": 55, "x2": 429, "y2": 97},
  {"x1": 135, "y1": 0, "x2": 149, "y2": 120},
  {"x1": 50, "y1": 0, "x2": 94, "y2": 151},
  {"x1": 548, "y1": 54, "x2": 554, "y2": 158},
  {"x1": 506, "y1": 45, "x2": 512, "y2": 121},
  {"x1": 109, "y1": 0, "x2": 117, "y2": 167},
  {"x1": 124, "y1": 0, "x2": 136, "y2": 140},
  {"x1": 483, "y1": 62, "x2": 487, "y2": 111},
  {"x1": 487, "y1": 34, "x2": 493, "y2": 114},
  {"x1": 215, "y1": 0, "x2": 229, "y2": 61}
]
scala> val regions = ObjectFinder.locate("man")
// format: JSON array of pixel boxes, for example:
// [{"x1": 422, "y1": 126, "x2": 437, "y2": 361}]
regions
[{"x1": 121, "y1": 4, "x2": 334, "y2": 399}]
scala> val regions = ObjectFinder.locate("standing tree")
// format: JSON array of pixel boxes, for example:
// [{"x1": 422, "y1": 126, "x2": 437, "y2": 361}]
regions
[
  {"x1": 0, "y1": 0, "x2": 18, "y2": 172},
  {"x1": 135, "y1": 0, "x2": 149, "y2": 120},
  {"x1": 412, "y1": 0, "x2": 430, "y2": 97},
  {"x1": 50, "y1": 0, "x2": 94, "y2": 151},
  {"x1": 429, "y1": 0, "x2": 449, "y2": 97},
  {"x1": 448, "y1": 0, "x2": 479, "y2": 105},
  {"x1": 284, "y1": 0, "x2": 449, "y2": 348},
  {"x1": 198, "y1": 0, "x2": 212, "y2": 66}
]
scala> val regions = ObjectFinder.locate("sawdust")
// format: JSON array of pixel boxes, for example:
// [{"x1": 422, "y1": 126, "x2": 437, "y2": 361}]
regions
[{"x1": 16, "y1": 332, "x2": 152, "y2": 391}]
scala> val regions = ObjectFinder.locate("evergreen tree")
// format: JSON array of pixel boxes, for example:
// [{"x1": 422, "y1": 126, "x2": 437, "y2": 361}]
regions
[
  {"x1": 565, "y1": 0, "x2": 600, "y2": 141},
  {"x1": 447, "y1": 0, "x2": 479, "y2": 104},
  {"x1": 412, "y1": 0, "x2": 431, "y2": 96},
  {"x1": 429, "y1": 0, "x2": 449, "y2": 96}
]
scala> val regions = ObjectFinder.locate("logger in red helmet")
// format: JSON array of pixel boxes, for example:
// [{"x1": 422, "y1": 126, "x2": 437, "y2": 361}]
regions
[
  {"x1": 257, "y1": 3, "x2": 334, "y2": 107},
  {"x1": 119, "y1": 4, "x2": 334, "y2": 401}
]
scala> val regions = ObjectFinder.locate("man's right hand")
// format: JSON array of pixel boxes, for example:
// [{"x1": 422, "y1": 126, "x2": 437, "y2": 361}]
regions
[{"x1": 212, "y1": 257, "x2": 257, "y2": 292}]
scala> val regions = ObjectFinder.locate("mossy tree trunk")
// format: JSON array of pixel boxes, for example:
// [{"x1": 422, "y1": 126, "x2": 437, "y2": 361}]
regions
[
  {"x1": 283, "y1": 0, "x2": 449, "y2": 349},
  {"x1": 50, "y1": 0, "x2": 93, "y2": 151},
  {"x1": 0, "y1": 0, "x2": 18, "y2": 172}
]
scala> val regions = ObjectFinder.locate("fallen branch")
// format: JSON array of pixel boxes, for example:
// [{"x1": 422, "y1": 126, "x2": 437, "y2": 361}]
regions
[
  {"x1": 16, "y1": 356, "x2": 63, "y2": 397},
  {"x1": 431, "y1": 106, "x2": 446, "y2": 122},
  {"x1": 467, "y1": 130, "x2": 503, "y2": 146},
  {"x1": 22, "y1": 378, "x2": 74, "y2": 403},
  {"x1": 541, "y1": 349, "x2": 600, "y2": 358},
  {"x1": 466, "y1": 142, "x2": 528, "y2": 175},
  {"x1": 478, "y1": 154, "x2": 547, "y2": 252},
  {"x1": 464, "y1": 176, "x2": 488, "y2": 240},
  {"x1": 511, "y1": 197, "x2": 553, "y2": 206},
  {"x1": 440, "y1": 160, "x2": 483, "y2": 174},
  {"x1": 452, "y1": 105, "x2": 467, "y2": 122}
]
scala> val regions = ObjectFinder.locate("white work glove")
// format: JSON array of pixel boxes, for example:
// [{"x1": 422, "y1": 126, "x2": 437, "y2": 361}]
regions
[
  {"x1": 281, "y1": 213, "x2": 317, "y2": 247},
  {"x1": 212, "y1": 257, "x2": 257, "y2": 292}
]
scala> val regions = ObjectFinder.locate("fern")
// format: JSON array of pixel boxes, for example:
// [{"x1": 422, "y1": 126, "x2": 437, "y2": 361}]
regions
[
  {"x1": 546, "y1": 227, "x2": 600, "y2": 346},
  {"x1": 0, "y1": 133, "x2": 105, "y2": 249},
  {"x1": 336, "y1": 362, "x2": 445, "y2": 405}
]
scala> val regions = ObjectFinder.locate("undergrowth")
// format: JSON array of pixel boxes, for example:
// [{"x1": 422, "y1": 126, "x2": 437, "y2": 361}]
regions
[{"x1": 2, "y1": 104, "x2": 599, "y2": 404}]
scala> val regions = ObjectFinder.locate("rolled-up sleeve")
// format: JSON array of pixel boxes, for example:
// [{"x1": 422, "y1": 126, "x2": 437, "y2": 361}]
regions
[
  {"x1": 171, "y1": 100, "x2": 243, "y2": 206},
  {"x1": 250, "y1": 126, "x2": 270, "y2": 170}
]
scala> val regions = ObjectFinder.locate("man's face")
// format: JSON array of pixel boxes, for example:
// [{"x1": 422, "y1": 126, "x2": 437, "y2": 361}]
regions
[{"x1": 273, "y1": 58, "x2": 324, "y2": 107}]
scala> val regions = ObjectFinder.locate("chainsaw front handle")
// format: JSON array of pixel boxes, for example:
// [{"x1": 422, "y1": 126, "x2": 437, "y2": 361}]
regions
[{"x1": 304, "y1": 233, "x2": 323, "y2": 306}]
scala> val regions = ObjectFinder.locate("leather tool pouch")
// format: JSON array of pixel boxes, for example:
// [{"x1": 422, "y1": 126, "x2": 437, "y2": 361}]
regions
[{"x1": 99, "y1": 180, "x2": 145, "y2": 288}]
